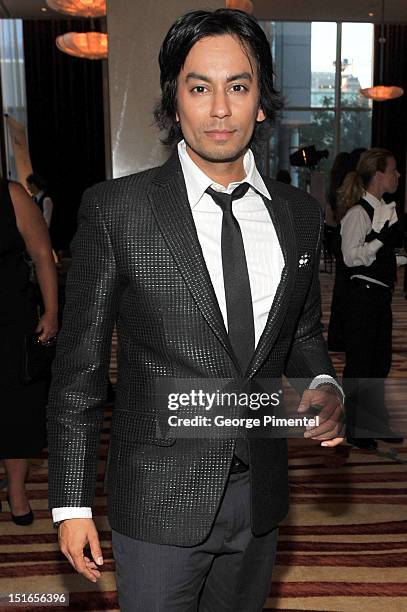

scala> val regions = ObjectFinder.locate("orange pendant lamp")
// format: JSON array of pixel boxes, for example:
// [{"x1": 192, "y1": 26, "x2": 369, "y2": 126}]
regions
[
  {"x1": 56, "y1": 31, "x2": 108, "y2": 59},
  {"x1": 360, "y1": 85, "x2": 403, "y2": 102},
  {"x1": 46, "y1": 0, "x2": 106, "y2": 17},
  {"x1": 360, "y1": 0, "x2": 403, "y2": 101},
  {"x1": 226, "y1": 0, "x2": 254, "y2": 14}
]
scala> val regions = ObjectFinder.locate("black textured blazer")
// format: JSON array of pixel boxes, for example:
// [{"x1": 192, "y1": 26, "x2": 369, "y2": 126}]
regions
[{"x1": 47, "y1": 152, "x2": 335, "y2": 545}]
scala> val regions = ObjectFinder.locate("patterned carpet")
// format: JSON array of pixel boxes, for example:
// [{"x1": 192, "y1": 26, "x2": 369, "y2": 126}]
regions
[{"x1": 0, "y1": 269, "x2": 406, "y2": 612}]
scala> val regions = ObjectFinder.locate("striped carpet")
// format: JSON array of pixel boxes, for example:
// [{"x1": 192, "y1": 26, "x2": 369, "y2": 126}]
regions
[{"x1": 1, "y1": 270, "x2": 406, "y2": 612}]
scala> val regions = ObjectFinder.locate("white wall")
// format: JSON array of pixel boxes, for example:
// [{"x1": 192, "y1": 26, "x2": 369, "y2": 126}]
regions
[{"x1": 107, "y1": 0, "x2": 221, "y2": 178}]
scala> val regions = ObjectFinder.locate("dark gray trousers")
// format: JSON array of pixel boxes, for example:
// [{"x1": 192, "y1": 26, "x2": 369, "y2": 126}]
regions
[{"x1": 112, "y1": 471, "x2": 278, "y2": 612}]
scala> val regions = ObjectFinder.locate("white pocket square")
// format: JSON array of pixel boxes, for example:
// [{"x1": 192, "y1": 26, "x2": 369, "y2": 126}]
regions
[{"x1": 298, "y1": 253, "x2": 310, "y2": 268}]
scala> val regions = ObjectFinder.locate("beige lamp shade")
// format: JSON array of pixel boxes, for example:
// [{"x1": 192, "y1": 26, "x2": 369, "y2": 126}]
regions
[
  {"x1": 56, "y1": 31, "x2": 108, "y2": 59},
  {"x1": 226, "y1": 0, "x2": 254, "y2": 13},
  {"x1": 46, "y1": 0, "x2": 106, "y2": 17},
  {"x1": 360, "y1": 85, "x2": 404, "y2": 102}
]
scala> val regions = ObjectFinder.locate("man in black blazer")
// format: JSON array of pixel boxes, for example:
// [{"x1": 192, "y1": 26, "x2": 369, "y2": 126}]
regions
[{"x1": 48, "y1": 9, "x2": 344, "y2": 611}]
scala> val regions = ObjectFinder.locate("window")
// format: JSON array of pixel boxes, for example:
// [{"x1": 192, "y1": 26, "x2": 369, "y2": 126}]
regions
[
  {"x1": 0, "y1": 19, "x2": 27, "y2": 179},
  {"x1": 260, "y1": 21, "x2": 374, "y2": 189}
]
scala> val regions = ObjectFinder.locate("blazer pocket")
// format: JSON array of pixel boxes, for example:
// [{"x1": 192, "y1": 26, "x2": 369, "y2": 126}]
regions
[{"x1": 111, "y1": 409, "x2": 175, "y2": 447}]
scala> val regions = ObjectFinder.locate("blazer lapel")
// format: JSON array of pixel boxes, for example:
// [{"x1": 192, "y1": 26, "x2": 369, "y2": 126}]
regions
[
  {"x1": 148, "y1": 152, "x2": 239, "y2": 367},
  {"x1": 247, "y1": 190, "x2": 298, "y2": 377}
]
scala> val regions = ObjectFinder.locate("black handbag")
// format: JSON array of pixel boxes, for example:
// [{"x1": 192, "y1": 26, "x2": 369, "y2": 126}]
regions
[{"x1": 20, "y1": 333, "x2": 57, "y2": 384}]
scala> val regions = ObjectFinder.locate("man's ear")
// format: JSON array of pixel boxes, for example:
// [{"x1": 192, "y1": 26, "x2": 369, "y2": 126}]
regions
[
  {"x1": 175, "y1": 110, "x2": 180, "y2": 122},
  {"x1": 256, "y1": 107, "x2": 266, "y2": 123}
]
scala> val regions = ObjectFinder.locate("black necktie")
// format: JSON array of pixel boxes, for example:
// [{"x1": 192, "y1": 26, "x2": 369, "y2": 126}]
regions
[
  {"x1": 206, "y1": 182, "x2": 255, "y2": 373},
  {"x1": 206, "y1": 182, "x2": 254, "y2": 465}
]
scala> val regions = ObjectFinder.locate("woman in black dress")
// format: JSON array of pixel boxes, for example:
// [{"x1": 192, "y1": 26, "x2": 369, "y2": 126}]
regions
[{"x1": 0, "y1": 179, "x2": 58, "y2": 524}]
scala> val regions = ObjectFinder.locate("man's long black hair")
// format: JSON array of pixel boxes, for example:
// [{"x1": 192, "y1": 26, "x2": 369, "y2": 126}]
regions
[{"x1": 154, "y1": 9, "x2": 282, "y2": 146}]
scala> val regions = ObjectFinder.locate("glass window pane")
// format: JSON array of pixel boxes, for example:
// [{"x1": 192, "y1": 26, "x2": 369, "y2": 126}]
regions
[
  {"x1": 261, "y1": 22, "x2": 337, "y2": 109},
  {"x1": 311, "y1": 23, "x2": 337, "y2": 108},
  {"x1": 268, "y1": 110, "x2": 334, "y2": 190},
  {"x1": 340, "y1": 110, "x2": 372, "y2": 152},
  {"x1": 270, "y1": 22, "x2": 313, "y2": 108},
  {"x1": 259, "y1": 22, "x2": 373, "y2": 171},
  {"x1": 0, "y1": 19, "x2": 27, "y2": 180},
  {"x1": 341, "y1": 23, "x2": 374, "y2": 109},
  {"x1": 0, "y1": 19, "x2": 26, "y2": 121}
]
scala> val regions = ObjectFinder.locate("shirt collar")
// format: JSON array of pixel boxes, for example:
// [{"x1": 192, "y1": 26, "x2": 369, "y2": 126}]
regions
[
  {"x1": 363, "y1": 190, "x2": 385, "y2": 209},
  {"x1": 177, "y1": 139, "x2": 271, "y2": 209}
]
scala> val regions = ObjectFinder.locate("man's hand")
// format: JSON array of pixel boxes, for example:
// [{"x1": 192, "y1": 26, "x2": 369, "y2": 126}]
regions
[
  {"x1": 36, "y1": 311, "x2": 58, "y2": 343},
  {"x1": 297, "y1": 385, "x2": 345, "y2": 447},
  {"x1": 58, "y1": 518, "x2": 103, "y2": 582}
]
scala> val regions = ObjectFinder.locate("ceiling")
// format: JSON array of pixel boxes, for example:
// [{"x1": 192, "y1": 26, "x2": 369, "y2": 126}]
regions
[
  {"x1": 255, "y1": 0, "x2": 407, "y2": 23},
  {"x1": 0, "y1": 1, "x2": 77, "y2": 18},
  {"x1": 0, "y1": 0, "x2": 406, "y2": 22}
]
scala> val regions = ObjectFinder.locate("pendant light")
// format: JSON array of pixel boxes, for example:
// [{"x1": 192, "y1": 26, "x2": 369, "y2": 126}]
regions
[
  {"x1": 360, "y1": 0, "x2": 403, "y2": 101},
  {"x1": 55, "y1": 31, "x2": 108, "y2": 59},
  {"x1": 46, "y1": 0, "x2": 106, "y2": 18},
  {"x1": 225, "y1": 0, "x2": 254, "y2": 14}
]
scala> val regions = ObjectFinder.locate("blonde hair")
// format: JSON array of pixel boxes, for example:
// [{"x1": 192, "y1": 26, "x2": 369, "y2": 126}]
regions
[{"x1": 336, "y1": 148, "x2": 393, "y2": 221}]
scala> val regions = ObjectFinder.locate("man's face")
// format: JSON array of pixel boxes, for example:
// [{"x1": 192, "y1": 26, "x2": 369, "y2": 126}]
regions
[
  {"x1": 378, "y1": 156, "x2": 400, "y2": 195},
  {"x1": 175, "y1": 34, "x2": 265, "y2": 167}
]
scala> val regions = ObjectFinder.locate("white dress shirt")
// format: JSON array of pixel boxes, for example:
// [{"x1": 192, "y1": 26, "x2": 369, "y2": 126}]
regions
[
  {"x1": 178, "y1": 139, "x2": 284, "y2": 346},
  {"x1": 53, "y1": 141, "x2": 338, "y2": 523},
  {"x1": 341, "y1": 191, "x2": 401, "y2": 287}
]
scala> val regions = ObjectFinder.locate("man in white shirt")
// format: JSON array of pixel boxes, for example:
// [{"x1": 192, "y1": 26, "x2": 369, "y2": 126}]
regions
[
  {"x1": 48, "y1": 9, "x2": 344, "y2": 611},
  {"x1": 26, "y1": 173, "x2": 53, "y2": 228}
]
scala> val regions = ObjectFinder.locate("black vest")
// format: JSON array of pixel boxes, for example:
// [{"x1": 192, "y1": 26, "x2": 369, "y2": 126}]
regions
[{"x1": 344, "y1": 199, "x2": 397, "y2": 289}]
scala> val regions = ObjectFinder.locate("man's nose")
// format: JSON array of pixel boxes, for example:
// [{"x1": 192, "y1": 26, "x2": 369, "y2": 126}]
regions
[{"x1": 210, "y1": 89, "x2": 231, "y2": 118}]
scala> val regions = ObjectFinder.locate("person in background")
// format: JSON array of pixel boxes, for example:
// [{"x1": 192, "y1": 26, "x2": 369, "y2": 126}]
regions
[
  {"x1": 327, "y1": 152, "x2": 357, "y2": 350},
  {"x1": 327, "y1": 149, "x2": 366, "y2": 351},
  {"x1": 349, "y1": 147, "x2": 368, "y2": 172},
  {"x1": 25, "y1": 173, "x2": 57, "y2": 313},
  {"x1": 0, "y1": 179, "x2": 58, "y2": 525},
  {"x1": 26, "y1": 173, "x2": 53, "y2": 229},
  {"x1": 337, "y1": 148, "x2": 404, "y2": 450},
  {"x1": 326, "y1": 152, "x2": 354, "y2": 226}
]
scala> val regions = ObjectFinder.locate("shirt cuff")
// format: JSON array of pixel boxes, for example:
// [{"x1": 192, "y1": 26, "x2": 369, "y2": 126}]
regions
[
  {"x1": 368, "y1": 238, "x2": 384, "y2": 253},
  {"x1": 309, "y1": 374, "x2": 344, "y2": 403},
  {"x1": 52, "y1": 507, "x2": 93, "y2": 523}
]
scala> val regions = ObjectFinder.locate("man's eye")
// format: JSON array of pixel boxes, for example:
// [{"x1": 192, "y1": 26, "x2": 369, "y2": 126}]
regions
[
  {"x1": 231, "y1": 84, "x2": 247, "y2": 92},
  {"x1": 192, "y1": 86, "x2": 207, "y2": 93}
]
